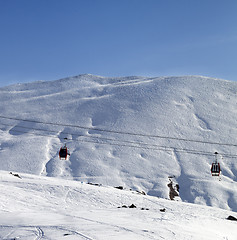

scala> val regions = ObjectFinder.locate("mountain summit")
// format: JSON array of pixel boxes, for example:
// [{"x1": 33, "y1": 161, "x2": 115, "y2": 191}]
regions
[{"x1": 0, "y1": 75, "x2": 237, "y2": 211}]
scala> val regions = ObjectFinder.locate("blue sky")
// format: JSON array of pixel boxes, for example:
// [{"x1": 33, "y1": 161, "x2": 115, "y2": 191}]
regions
[{"x1": 0, "y1": 0, "x2": 237, "y2": 86}]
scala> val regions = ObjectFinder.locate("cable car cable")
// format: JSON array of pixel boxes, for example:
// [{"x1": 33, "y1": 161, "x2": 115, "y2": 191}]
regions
[
  {"x1": 0, "y1": 115, "x2": 237, "y2": 147},
  {"x1": 1, "y1": 123, "x2": 237, "y2": 158},
  {"x1": 1, "y1": 121, "x2": 216, "y2": 153}
]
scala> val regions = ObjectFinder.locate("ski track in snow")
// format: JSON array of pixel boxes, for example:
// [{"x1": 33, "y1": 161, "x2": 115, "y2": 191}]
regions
[
  {"x1": 1, "y1": 225, "x2": 94, "y2": 240},
  {"x1": 59, "y1": 213, "x2": 157, "y2": 240},
  {"x1": 35, "y1": 226, "x2": 44, "y2": 240},
  {"x1": 0, "y1": 170, "x2": 237, "y2": 239}
]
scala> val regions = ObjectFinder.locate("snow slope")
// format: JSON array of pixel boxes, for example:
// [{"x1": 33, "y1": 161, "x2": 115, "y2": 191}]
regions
[
  {"x1": 0, "y1": 75, "x2": 237, "y2": 208},
  {"x1": 0, "y1": 74, "x2": 237, "y2": 215},
  {"x1": 0, "y1": 170, "x2": 237, "y2": 240}
]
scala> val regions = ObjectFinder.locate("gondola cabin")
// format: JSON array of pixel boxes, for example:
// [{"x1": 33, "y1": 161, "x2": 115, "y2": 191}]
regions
[
  {"x1": 211, "y1": 162, "x2": 221, "y2": 176},
  {"x1": 59, "y1": 145, "x2": 69, "y2": 160}
]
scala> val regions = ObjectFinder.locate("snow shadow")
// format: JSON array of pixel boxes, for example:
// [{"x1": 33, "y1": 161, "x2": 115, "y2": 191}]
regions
[{"x1": 8, "y1": 122, "x2": 37, "y2": 136}]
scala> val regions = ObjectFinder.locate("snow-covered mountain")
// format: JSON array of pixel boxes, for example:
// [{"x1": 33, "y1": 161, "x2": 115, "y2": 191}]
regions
[{"x1": 0, "y1": 74, "x2": 237, "y2": 239}]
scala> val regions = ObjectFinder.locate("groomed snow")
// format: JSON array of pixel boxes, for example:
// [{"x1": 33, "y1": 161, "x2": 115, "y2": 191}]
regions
[{"x1": 0, "y1": 170, "x2": 237, "y2": 240}]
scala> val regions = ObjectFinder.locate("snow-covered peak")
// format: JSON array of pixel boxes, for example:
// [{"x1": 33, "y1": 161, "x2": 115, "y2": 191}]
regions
[{"x1": 0, "y1": 75, "x2": 236, "y2": 213}]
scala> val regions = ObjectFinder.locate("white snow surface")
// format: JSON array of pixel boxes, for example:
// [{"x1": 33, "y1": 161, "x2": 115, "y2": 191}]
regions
[{"x1": 0, "y1": 74, "x2": 237, "y2": 239}]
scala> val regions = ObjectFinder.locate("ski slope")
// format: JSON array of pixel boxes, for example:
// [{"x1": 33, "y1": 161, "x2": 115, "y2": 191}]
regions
[
  {"x1": 0, "y1": 74, "x2": 237, "y2": 239},
  {"x1": 0, "y1": 170, "x2": 236, "y2": 240}
]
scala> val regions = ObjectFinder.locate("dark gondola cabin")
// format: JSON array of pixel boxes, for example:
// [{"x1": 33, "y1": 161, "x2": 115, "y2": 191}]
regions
[
  {"x1": 211, "y1": 162, "x2": 221, "y2": 176},
  {"x1": 59, "y1": 145, "x2": 69, "y2": 160}
]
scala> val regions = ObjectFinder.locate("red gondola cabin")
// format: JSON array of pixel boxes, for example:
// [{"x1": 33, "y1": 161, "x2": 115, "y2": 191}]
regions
[{"x1": 59, "y1": 145, "x2": 69, "y2": 160}]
